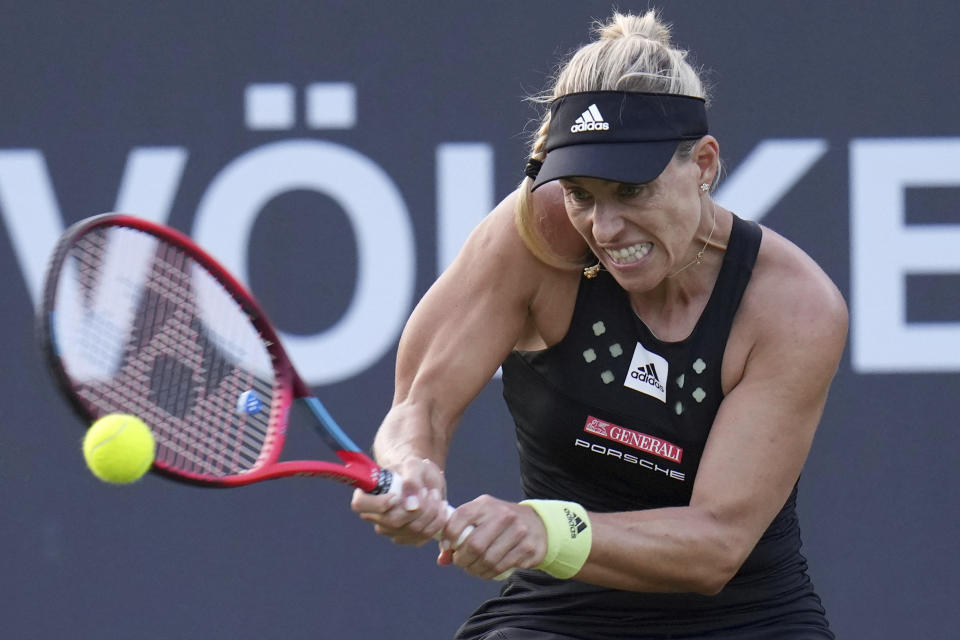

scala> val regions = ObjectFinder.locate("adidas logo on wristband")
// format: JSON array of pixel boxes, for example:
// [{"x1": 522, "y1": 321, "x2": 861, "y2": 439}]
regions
[{"x1": 522, "y1": 499, "x2": 593, "y2": 579}]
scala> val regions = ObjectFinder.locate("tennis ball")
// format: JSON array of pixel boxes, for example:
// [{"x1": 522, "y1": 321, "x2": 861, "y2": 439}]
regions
[{"x1": 82, "y1": 414, "x2": 156, "y2": 484}]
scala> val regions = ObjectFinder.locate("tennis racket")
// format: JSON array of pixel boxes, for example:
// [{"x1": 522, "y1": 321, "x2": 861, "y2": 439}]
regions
[
  {"x1": 37, "y1": 212, "x2": 399, "y2": 494},
  {"x1": 39, "y1": 212, "x2": 509, "y2": 577}
]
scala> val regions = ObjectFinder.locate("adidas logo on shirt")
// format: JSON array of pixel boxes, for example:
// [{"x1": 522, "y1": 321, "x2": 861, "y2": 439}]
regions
[
  {"x1": 641, "y1": 363, "x2": 659, "y2": 382},
  {"x1": 570, "y1": 103, "x2": 610, "y2": 132},
  {"x1": 630, "y1": 362, "x2": 664, "y2": 392},
  {"x1": 624, "y1": 342, "x2": 669, "y2": 403}
]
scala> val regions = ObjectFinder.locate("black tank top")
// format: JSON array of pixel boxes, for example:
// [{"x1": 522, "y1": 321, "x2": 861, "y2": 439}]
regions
[{"x1": 456, "y1": 215, "x2": 833, "y2": 639}]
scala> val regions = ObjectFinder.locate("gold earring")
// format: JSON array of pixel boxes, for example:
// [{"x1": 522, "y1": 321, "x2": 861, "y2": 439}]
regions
[{"x1": 583, "y1": 262, "x2": 602, "y2": 279}]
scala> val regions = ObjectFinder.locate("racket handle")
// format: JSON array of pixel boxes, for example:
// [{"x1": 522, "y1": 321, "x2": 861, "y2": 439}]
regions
[{"x1": 387, "y1": 471, "x2": 512, "y2": 581}]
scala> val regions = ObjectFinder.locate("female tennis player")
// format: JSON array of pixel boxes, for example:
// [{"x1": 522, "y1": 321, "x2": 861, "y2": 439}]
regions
[{"x1": 352, "y1": 10, "x2": 845, "y2": 639}]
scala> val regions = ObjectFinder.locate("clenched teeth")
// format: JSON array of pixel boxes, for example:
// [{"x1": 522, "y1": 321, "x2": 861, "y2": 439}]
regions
[{"x1": 603, "y1": 242, "x2": 652, "y2": 264}]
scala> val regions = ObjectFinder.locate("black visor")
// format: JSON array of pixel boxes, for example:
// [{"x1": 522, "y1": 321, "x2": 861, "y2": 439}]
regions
[{"x1": 531, "y1": 91, "x2": 708, "y2": 190}]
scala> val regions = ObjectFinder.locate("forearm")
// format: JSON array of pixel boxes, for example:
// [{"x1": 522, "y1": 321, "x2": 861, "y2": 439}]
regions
[
  {"x1": 354, "y1": 398, "x2": 457, "y2": 544},
  {"x1": 371, "y1": 400, "x2": 455, "y2": 470},
  {"x1": 577, "y1": 507, "x2": 746, "y2": 595}
]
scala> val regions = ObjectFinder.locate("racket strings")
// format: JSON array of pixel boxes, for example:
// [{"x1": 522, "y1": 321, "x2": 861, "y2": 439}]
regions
[{"x1": 60, "y1": 226, "x2": 280, "y2": 478}]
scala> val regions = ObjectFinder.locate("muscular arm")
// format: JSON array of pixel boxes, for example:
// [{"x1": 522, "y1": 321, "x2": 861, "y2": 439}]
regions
[
  {"x1": 373, "y1": 197, "x2": 548, "y2": 467},
  {"x1": 352, "y1": 188, "x2": 559, "y2": 541}
]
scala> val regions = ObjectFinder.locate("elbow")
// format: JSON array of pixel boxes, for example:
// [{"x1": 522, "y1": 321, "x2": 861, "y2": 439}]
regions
[
  {"x1": 681, "y1": 513, "x2": 755, "y2": 596},
  {"x1": 691, "y1": 568, "x2": 735, "y2": 596},
  {"x1": 688, "y1": 544, "x2": 746, "y2": 596}
]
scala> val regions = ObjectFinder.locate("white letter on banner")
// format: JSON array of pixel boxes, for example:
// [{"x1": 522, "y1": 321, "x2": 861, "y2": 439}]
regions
[
  {"x1": 0, "y1": 150, "x2": 66, "y2": 305},
  {"x1": 115, "y1": 148, "x2": 189, "y2": 221},
  {"x1": 436, "y1": 143, "x2": 493, "y2": 273},
  {"x1": 193, "y1": 139, "x2": 416, "y2": 385},
  {"x1": 714, "y1": 139, "x2": 828, "y2": 222},
  {"x1": 851, "y1": 138, "x2": 960, "y2": 372},
  {"x1": 0, "y1": 147, "x2": 186, "y2": 306}
]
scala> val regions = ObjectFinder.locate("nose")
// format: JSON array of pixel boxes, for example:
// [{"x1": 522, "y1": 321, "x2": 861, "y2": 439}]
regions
[{"x1": 591, "y1": 203, "x2": 625, "y2": 244}]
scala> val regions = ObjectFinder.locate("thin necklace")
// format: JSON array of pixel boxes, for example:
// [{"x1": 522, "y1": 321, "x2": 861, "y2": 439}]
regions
[{"x1": 668, "y1": 205, "x2": 717, "y2": 278}]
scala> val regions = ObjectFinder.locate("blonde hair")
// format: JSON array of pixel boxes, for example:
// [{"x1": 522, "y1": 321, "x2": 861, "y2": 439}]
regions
[{"x1": 516, "y1": 10, "x2": 711, "y2": 268}]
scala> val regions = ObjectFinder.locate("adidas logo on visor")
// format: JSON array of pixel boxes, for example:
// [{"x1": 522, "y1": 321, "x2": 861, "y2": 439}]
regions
[{"x1": 570, "y1": 104, "x2": 610, "y2": 133}]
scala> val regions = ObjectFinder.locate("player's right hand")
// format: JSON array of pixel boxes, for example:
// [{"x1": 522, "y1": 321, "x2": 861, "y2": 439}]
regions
[{"x1": 350, "y1": 457, "x2": 449, "y2": 546}]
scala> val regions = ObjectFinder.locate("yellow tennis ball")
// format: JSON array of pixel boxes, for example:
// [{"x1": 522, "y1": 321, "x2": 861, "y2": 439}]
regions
[{"x1": 82, "y1": 414, "x2": 156, "y2": 484}]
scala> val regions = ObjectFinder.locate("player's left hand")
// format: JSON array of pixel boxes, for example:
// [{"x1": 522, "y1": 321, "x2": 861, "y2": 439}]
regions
[{"x1": 438, "y1": 495, "x2": 547, "y2": 580}]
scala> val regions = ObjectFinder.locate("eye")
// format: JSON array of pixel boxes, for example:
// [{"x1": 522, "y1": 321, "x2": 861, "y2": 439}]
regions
[
  {"x1": 560, "y1": 184, "x2": 593, "y2": 205},
  {"x1": 617, "y1": 183, "x2": 647, "y2": 198}
]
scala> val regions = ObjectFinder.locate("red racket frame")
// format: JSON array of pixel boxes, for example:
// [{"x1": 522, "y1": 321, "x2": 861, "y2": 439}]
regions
[{"x1": 38, "y1": 213, "x2": 393, "y2": 493}]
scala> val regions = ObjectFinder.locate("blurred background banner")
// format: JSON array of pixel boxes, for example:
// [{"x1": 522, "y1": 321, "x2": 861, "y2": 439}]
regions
[{"x1": 1, "y1": 1, "x2": 957, "y2": 637}]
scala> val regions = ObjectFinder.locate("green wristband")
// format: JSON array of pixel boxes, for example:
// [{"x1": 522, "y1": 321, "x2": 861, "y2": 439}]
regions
[{"x1": 521, "y1": 499, "x2": 592, "y2": 579}]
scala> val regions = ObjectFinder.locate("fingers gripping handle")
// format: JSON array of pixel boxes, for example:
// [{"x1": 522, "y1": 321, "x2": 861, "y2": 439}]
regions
[
  {"x1": 387, "y1": 472, "x2": 510, "y2": 580},
  {"x1": 386, "y1": 471, "x2": 474, "y2": 545}
]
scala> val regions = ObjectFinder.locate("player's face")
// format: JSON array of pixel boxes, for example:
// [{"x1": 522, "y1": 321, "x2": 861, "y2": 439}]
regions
[{"x1": 558, "y1": 155, "x2": 704, "y2": 291}]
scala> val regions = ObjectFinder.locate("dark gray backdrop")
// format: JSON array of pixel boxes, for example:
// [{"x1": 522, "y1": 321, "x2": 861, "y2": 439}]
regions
[{"x1": 2, "y1": 1, "x2": 958, "y2": 638}]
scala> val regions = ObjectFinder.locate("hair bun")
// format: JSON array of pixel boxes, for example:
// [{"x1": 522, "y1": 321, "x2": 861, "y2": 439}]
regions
[{"x1": 597, "y1": 10, "x2": 672, "y2": 46}]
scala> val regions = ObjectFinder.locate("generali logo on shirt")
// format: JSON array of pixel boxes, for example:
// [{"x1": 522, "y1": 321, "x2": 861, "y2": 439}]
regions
[{"x1": 583, "y1": 416, "x2": 683, "y2": 463}]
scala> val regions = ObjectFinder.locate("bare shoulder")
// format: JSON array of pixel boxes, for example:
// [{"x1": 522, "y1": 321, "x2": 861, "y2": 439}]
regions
[
  {"x1": 445, "y1": 184, "x2": 585, "y2": 352},
  {"x1": 441, "y1": 186, "x2": 573, "y2": 311},
  {"x1": 754, "y1": 226, "x2": 847, "y2": 326},
  {"x1": 455, "y1": 189, "x2": 541, "y2": 278},
  {"x1": 527, "y1": 182, "x2": 590, "y2": 262},
  {"x1": 737, "y1": 225, "x2": 848, "y2": 371}
]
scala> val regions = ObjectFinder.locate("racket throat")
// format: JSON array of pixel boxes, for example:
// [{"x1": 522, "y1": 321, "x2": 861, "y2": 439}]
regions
[{"x1": 336, "y1": 450, "x2": 394, "y2": 494}]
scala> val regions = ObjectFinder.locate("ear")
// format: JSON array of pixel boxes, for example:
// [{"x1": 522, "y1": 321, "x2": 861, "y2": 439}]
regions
[{"x1": 692, "y1": 135, "x2": 720, "y2": 185}]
